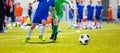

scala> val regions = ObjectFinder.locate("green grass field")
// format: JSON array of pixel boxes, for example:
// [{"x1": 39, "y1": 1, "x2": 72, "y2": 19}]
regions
[{"x1": 0, "y1": 22, "x2": 120, "y2": 53}]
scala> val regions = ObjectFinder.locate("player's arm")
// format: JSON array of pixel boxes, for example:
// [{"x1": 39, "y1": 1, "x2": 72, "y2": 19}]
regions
[
  {"x1": 29, "y1": 0, "x2": 36, "y2": 5},
  {"x1": 100, "y1": 7, "x2": 104, "y2": 17},
  {"x1": 76, "y1": 8, "x2": 79, "y2": 16}
]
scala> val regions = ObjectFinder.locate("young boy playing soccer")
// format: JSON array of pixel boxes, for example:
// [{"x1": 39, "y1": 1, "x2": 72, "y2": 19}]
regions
[
  {"x1": 95, "y1": 0, "x2": 103, "y2": 28},
  {"x1": 50, "y1": 0, "x2": 69, "y2": 41},
  {"x1": 69, "y1": 0, "x2": 74, "y2": 29},
  {"x1": 108, "y1": 5, "x2": 113, "y2": 23},
  {"x1": 24, "y1": 0, "x2": 55, "y2": 42},
  {"x1": 85, "y1": 0, "x2": 95, "y2": 30},
  {"x1": 76, "y1": 0, "x2": 84, "y2": 29}
]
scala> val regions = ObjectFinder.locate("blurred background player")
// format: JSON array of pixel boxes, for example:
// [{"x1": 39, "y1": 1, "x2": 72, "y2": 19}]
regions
[
  {"x1": 15, "y1": 2, "x2": 23, "y2": 26},
  {"x1": 21, "y1": 15, "x2": 30, "y2": 29},
  {"x1": 68, "y1": 0, "x2": 74, "y2": 29},
  {"x1": 50, "y1": 0, "x2": 69, "y2": 41},
  {"x1": 46, "y1": 13, "x2": 52, "y2": 27},
  {"x1": 24, "y1": 0, "x2": 55, "y2": 42},
  {"x1": 107, "y1": 5, "x2": 113, "y2": 23},
  {"x1": 5, "y1": 0, "x2": 13, "y2": 29},
  {"x1": 95, "y1": 0, "x2": 103, "y2": 28},
  {"x1": 28, "y1": 3, "x2": 32, "y2": 21},
  {"x1": 5, "y1": 0, "x2": 12, "y2": 24},
  {"x1": 76, "y1": 0, "x2": 84, "y2": 29},
  {"x1": 0, "y1": 0, "x2": 5, "y2": 33},
  {"x1": 117, "y1": 4, "x2": 120, "y2": 24},
  {"x1": 85, "y1": 0, "x2": 95, "y2": 30}
]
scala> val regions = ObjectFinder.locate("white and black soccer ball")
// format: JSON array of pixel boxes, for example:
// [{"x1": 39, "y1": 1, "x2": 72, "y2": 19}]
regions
[{"x1": 79, "y1": 34, "x2": 90, "y2": 45}]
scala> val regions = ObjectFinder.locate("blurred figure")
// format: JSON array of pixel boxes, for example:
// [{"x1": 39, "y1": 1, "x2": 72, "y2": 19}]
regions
[
  {"x1": 0, "y1": 0, "x2": 5, "y2": 33},
  {"x1": 28, "y1": 3, "x2": 32, "y2": 21},
  {"x1": 95, "y1": 0, "x2": 103, "y2": 28},
  {"x1": 11, "y1": 0, "x2": 15, "y2": 22},
  {"x1": 4, "y1": 0, "x2": 13, "y2": 29},
  {"x1": 5, "y1": 0, "x2": 12, "y2": 23},
  {"x1": 85, "y1": 0, "x2": 95, "y2": 30},
  {"x1": 21, "y1": 15, "x2": 30, "y2": 29},
  {"x1": 76, "y1": 0, "x2": 84, "y2": 29},
  {"x1": 117, "y1": 4, "x2": 120, "y2": 24},
  {"x1": 68, "y1": 0, "x2": 74, "y2": 29},
  {"x1": 15, "y1": 2, "x2": 23, "y2": 26},
  {"x1": 46, "y1": 13, "x2": 52, "y2": 27},
  {"x1": 108, "y1": 5, "x2": 113, "y2": 23}
]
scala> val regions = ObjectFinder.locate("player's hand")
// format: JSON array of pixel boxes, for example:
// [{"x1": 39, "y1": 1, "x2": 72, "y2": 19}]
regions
[
  {"x1": 29, "y1": 0, "x2": 36, "y2": 5},
  {"x1": 28, "y1": 2, "x2": 32, "y2": 5}
]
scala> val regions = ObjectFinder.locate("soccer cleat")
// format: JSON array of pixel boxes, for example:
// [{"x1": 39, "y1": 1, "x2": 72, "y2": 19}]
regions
[
  {"x1": 39, "y1": 35, "x2": 46, "y2": 42},
  {"x1": 24, "y1": 38, "x2": 30, "y2": 43},
  {"x1": 50, "y1": 34, "x2": 54, "y2": 39},
  {"x1": 50, "y1": 32, "x2": 58, "y2": 41},
  {"x1": 50, "y1": 34, "x2": 56, "y2": 41}
]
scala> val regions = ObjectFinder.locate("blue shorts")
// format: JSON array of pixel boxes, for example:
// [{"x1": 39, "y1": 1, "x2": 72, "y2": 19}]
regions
[
  {"x1": 96, "y1": 15, "x2": 102, "y2": 21},
  {"x1": 87, "y1": 15, "x2": 93, "y2": 21},
  {"x1": 32, "y1": 14, "x2": 48, "y2": 24},
  {"x1": 69, "y1": 15, "x2": 73, "y2": 19},
  {"x1": 77, "y1": 15, "x2": 83, "y2": 20}
]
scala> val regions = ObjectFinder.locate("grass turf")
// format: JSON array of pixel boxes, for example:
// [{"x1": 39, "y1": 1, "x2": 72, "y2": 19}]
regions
[{"x1": 0, "y1": 22, "x2": 120, "y2": 53}]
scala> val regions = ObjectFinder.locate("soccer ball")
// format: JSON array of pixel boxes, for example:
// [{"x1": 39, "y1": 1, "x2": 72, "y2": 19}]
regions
[{"x1": 79, "y1": 34, "x2": 90, "y2": 45}]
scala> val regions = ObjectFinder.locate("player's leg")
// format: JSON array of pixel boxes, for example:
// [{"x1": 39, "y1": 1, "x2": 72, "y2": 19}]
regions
[
  {"x1": 77, "y1": 16, "x2": 81, "y2": 28},
  {"x1": 39, "y1": 20, "x2": 46, "y2": 41},
  {"x1": 69, "y1": 19, "x2": 73, "y2": 28},
  {"x1": 24, "y1": 23, "x2": 36, "y2": 42},
  {"x1": 85, "y1": 20, "x2": 89, "y2": 29},
  {"x1": 81, "y1": 20, "x2": 84, "y2": 28},
  {"x1": 50, "y1": 20, "x2": 54, "y2": 39},
  {"x1": 100, "y1": 19, "x2": 102, "y2": 28},
  {"x1": 90, "y1": 20, "x2": 93, "y2": 29},
  {"x1": 24, "y1": 14, "x2": 39, "y2": 42},
  {"x1": 50, "y1": 17, "x2": 59, "y2": 41}
]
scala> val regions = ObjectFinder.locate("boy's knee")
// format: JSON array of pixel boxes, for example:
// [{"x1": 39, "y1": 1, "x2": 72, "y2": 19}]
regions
[
  {"x1": 54, "y1": 18, "x2": 59, "y2": 26},
  {"x1": 42, "y1": 20, "x2": 46, "y2": 26}
]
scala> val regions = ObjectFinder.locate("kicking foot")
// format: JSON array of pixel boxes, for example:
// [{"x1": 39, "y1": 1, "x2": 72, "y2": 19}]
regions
[
  {"x1": 39, "y1": 35, "x2": 46, "y2": 42},
  {"x1": 24, "y1": 37, "x2": 30, "y2": 43}
]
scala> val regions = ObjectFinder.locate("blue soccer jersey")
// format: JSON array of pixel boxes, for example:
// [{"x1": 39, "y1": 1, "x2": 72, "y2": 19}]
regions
[
  {"x1": 69, "y1": 6, "x2": 74, "y2": 19},
  {"x1": 32, "y1": 0, "x2": 54, "y2": 24},
  {"x1": 117, "y1": 8, "x2": 120, "y2": 17},
  {"x1": 77, "y1": 4, "x2": 84, "y2": 20},
  {"x1": 95, "y1": 5, "x2": 103, "y2": 20},
  {"x1": 87, "y1": 5, "x2": 94, "y2": 20}
]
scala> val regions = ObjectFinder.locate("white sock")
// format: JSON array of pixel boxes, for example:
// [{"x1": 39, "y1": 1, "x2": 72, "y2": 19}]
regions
[
  {"x1": 90, "y1": 21, "x2": 93, "y2": 28},
  {"x1": 27, "y1": 29, "x2": 33, "y2": 38},
  {"x1": 96, "y1": 22, "x2": 99, "y2": 27},
  {"x1": 77, "y1": 23, "x2": 81, "y2": 28},
  {"x1": 40, "y1": 26, "x2": 46, "y2": 36},
  {"x1": 100, "y1": 21, "x2": 102, "y2": 28},
  {"x1": 69, "y1": 19, "x2": 73, "y2": 27},
  {"x1": 81, "y1": 22, "x2": 84, "y2": 28},
  {"x1": 86, "y1": 21, "x2": 89, "y2": 28}
]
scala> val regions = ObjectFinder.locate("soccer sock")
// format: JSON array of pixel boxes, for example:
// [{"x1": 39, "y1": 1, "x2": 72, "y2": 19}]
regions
[
  {"x1": 27, "y1": 29, "x2": 33, "y2": 38},
  {"x1": 52, "y1": 26, "x2": 58, "y2": 34},
  {"x1": 96, "y1": 22, "x2": 99, "y2": 27},
  {"x1": 69, "y1": 19, "x2": 73, "y2": 27},
  {"x1": 40, "y1": 26, "x2": 46, "y2": 36},
  {"x1": 86, "y1": 21, "x2": 89, "y2": 28},
  {"x1": 100, "y1": 21, "x2": 102, "y2": 28},
  {"x1": 81, "y1": 22, "x2": 84, "y2": 28},
  {"x1": 90, "y1": 21, "x2": 93, "y2": 28}
]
